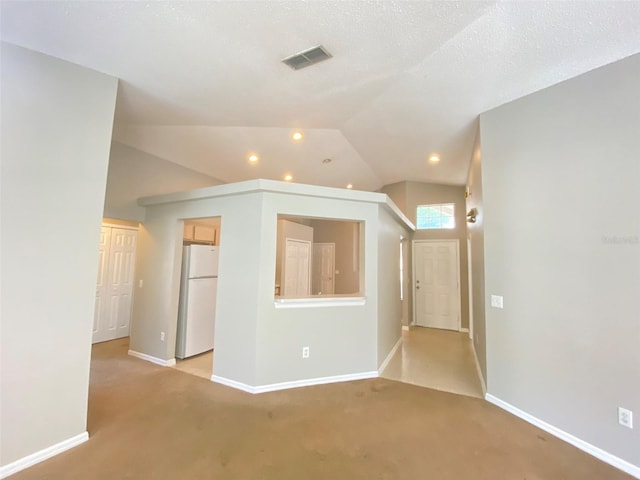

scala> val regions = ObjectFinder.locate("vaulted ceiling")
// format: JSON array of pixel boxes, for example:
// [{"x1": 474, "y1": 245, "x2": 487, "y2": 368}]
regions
[{"x1": 2, "y1": 1, "x2": 640, "y2": 191}]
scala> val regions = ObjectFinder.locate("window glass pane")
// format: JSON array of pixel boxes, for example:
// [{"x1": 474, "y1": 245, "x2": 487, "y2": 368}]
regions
[{"x1": 416, "y1": 203, "x2": 455, "y2": 229}]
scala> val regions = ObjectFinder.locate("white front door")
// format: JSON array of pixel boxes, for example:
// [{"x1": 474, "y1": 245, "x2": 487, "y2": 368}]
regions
[
  {"x1": 312, "y1": 243, "x2": 335, "y2": 295},
  {"x1": 413, "y1": 240, "x2": 460, "y2": 330},
  {"x1": 93, "y1": 226, "x2": 137, "y2": 343},
  {"x1": 283, "y1": 238, "x2": 311, "y2": 297}
]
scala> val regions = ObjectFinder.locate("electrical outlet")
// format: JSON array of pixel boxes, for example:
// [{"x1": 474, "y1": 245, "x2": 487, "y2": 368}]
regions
[
  {"x1": 160, "y1": 331, "x2": 165, "y2": 342},
  {"x1": 138, "y1": 279, "x2": 143, "y2": 288},
  {"x1": 618, "y1": 407, "x2": 633, "y2": 429},
  {"x1": 490, "y1": 295, "x2": 504, "y2": 309},
  {"x1": 302, "y1": 346, "x2": 310, "y2": 359}
]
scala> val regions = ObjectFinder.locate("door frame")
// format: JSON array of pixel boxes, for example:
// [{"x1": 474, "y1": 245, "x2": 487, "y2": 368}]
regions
[
  {"x1": 411, "y1": 239, "x2": 461, "y2": 330},
  {"x1": 466, "y1": 236, "x2": 474, "y2": 340},
  {"x1": 101, "y1": 222, "x2": 138, "y2": 231}
]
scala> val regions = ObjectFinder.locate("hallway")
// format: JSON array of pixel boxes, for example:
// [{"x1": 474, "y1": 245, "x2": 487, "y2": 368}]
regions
[{"x1": 381, "y1": 327, "x2": 484, "y2": 398}]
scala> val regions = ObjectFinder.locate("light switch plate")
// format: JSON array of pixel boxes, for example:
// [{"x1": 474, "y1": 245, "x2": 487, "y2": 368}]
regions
[
  {"x1": 491, "y1": 295, "x2": 504, "y2": 309},
  {"x1": 619, "y1": 407, "x2": 633, "y2": 429}
]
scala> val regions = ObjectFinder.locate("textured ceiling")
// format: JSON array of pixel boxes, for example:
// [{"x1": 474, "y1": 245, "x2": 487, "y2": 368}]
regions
[{"x1": 2, "y1": 1, "x2": 640, "y2": 190}]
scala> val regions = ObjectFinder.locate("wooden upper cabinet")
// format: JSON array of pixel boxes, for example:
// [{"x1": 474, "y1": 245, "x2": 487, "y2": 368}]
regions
[
  {"x1": 184, "y1": 221, "x2": 219, "y2": 245},
  {"x1": 194, "y1": 225, "x2": 216, "y2": 243},
  {"x1": 183, "y1": 223, "x2": 195, "y2": 241}
]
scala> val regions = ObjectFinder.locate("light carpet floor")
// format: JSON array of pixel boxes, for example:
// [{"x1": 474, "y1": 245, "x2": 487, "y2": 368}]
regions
[{"x1": 9, "y1": 337, "x2": 633, "y2": 480}]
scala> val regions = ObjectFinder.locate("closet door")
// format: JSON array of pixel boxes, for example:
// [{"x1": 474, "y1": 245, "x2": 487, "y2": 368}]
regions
[
  {"x1": 106, "y1": 228, "x2": 137, "y2": 340},
  {"x1": 92, "y1": 226, "x2": 137, "y2": 344},
  {"x1": 92, "y1": 227, "x2": 112, "y2": 343}
]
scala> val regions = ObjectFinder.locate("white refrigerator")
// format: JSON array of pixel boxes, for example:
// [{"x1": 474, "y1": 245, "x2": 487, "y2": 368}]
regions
[{"x1": 176, "y1": 245, "x2": 219, "y2": 359}]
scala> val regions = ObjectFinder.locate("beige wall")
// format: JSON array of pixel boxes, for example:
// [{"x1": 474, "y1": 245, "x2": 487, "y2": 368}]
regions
[
  {"x1": 104, "y1": 141, "x2": 222, "y2": 222},
  {"x1": 0, "y1": 43, "x2": 117, "y2": 467},
  {"x1": 465, "y1": 129, "x2": 486, "y2": 383},
  {"x1": 382, "y1": 181, "x2": 470, "y2": 329},
  {"x1": 309, "y1": 219, "x2": 361, "y2": 295},
  {"x1": 130, "y1": 181, "x2": 411, "y2": 389},
  {"x1": 377, "y1": 207, "x2": 405, "y2": 364},
  {"x1": 481, "y1": 53, "x2": 640, "y2": 468},
  {"x1": 379, "y1": 181, "x2": 407, "y2": 213}
]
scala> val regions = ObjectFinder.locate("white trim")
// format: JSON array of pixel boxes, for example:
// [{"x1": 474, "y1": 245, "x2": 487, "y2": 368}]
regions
[
  {"x1": 0, "y1": 432, "x2": 88, "y2": 479},
  {"x1": 212, "y1": 371, "x2": 379, "y2": 394},
  {"x1": 138, "y1": 179, "x2": 415, "y2": 231},
  {"x1": 471, "y1": 343, "x2": 486, "y2": 395},
  {"x1": 378, "y1": 336, "x2": 402, "y2": 374},
  {"x1": 274, "y1": 296, "x2": 365, "y2": 308},
  {"x1": 402, "y1": 325, "x2": 410, "y2": 331},
  {"x1": 460, "y1": 327, "x2": 469, "y2": 333},
  {"x1": 485, "y1": 394, "x2": 640, "y2": 479},
  {"x1": 101, "y1": 222, "x2": 138, "y2": 231},
  {"x1": 412, "y1": 239, "x2": 461, "y2": 330},
  {"x1": 128, "y1": 350, "x2": 176, "y2": 367},
  {"x1": 210, "y1": 375, "x2": 257, "y2": 394},
  {"x1": 466, "y1": 236, "x2": 474, "y2": 340}
]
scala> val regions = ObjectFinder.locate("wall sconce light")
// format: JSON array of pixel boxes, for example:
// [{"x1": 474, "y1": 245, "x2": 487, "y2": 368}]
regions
[{"x1": 467, "y1": 208, "x2": 478, "y2": 223}]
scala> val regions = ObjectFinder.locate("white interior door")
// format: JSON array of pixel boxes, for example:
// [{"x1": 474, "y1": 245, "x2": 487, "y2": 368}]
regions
[
  {"x1": 283, "y1": 238, "x2": 311, "y2": 297},
  {"x1": 92, "y1": 227, "x2": 111, "y2": 343},
  {"x1": 312, "y1": 243, "x2": 335, "y2": 295},
  {"x1": 93, "y1": 226, "x2": 137, "y2": 344},
  {"x1": 413, "y1": 240, "x2": 460, "y2": 330}
]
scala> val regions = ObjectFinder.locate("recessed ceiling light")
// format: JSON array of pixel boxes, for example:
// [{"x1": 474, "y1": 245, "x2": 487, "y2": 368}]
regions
[
  {"x1": 429, "y1": 154, "x2": 440, "y2": 163},
  {"x1": 284, "y1": 174, "x2": 293, "y2": 182},
  {"x1": 248, "y1": 154, "x2": 259, "y2": 163},
  {"x1": 346, "y1": 184, "x2": 353, "y2": 189},
  {"x1": 292, "y1": 131, "x2": 303, "y2": 141}
]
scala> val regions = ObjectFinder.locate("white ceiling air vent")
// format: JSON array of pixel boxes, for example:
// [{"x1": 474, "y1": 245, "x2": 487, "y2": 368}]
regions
[{"x1": 282, "y1": 45, "x2": 332, "y2": 70}]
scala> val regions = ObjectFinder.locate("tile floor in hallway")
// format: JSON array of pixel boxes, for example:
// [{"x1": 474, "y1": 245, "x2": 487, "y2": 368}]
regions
[
  {"x1": 172, "y1": 350, "x2": 214, "y2": 380},
  {"x1": 170, "y1": 328, "x2": 483, "y2": 399},
  {"x1": 381, "y1": 326, "x2": 484, "y2": 398}
]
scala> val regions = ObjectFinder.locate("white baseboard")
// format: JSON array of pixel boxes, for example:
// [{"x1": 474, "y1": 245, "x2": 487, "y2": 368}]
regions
[
  {"x1": 471, "y1": 343, "x2": 486, "y2": 395},
  {"x1": 0, "y1": 431, "x2": 88, "y2": 479},
  {"x1": 128, "y1": 350, "x2": 176, "y2": 367},
  {"x1": 459, "y1": 327, "x2": 469, "y2": 333},
  {"x1": 210, "y1": 375, "x2": 257, "y2": 393},
  {"x1": 485, "y1": 394, "x2": 640, "y2": 479},
  {"x1": 212, "y1": 370, "x2": 379, "y2": 394},
  {"x1": 378, "y1": 336, "x2": 402, "y2": 374},
  {"x1": 402, "y1": 325, "x2": 410, "y2": 331}
]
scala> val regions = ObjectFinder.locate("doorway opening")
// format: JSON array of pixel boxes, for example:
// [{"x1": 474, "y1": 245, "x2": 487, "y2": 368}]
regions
[
  {"x1": 92, "y1": 220, "x2": 139, "y2": 344},
  {"x1": 172, "y1": 216, "x2": 222, "y2": 381},
  {"x1": 380, "y1": 238, "x2": 483, "y2": 398}
]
